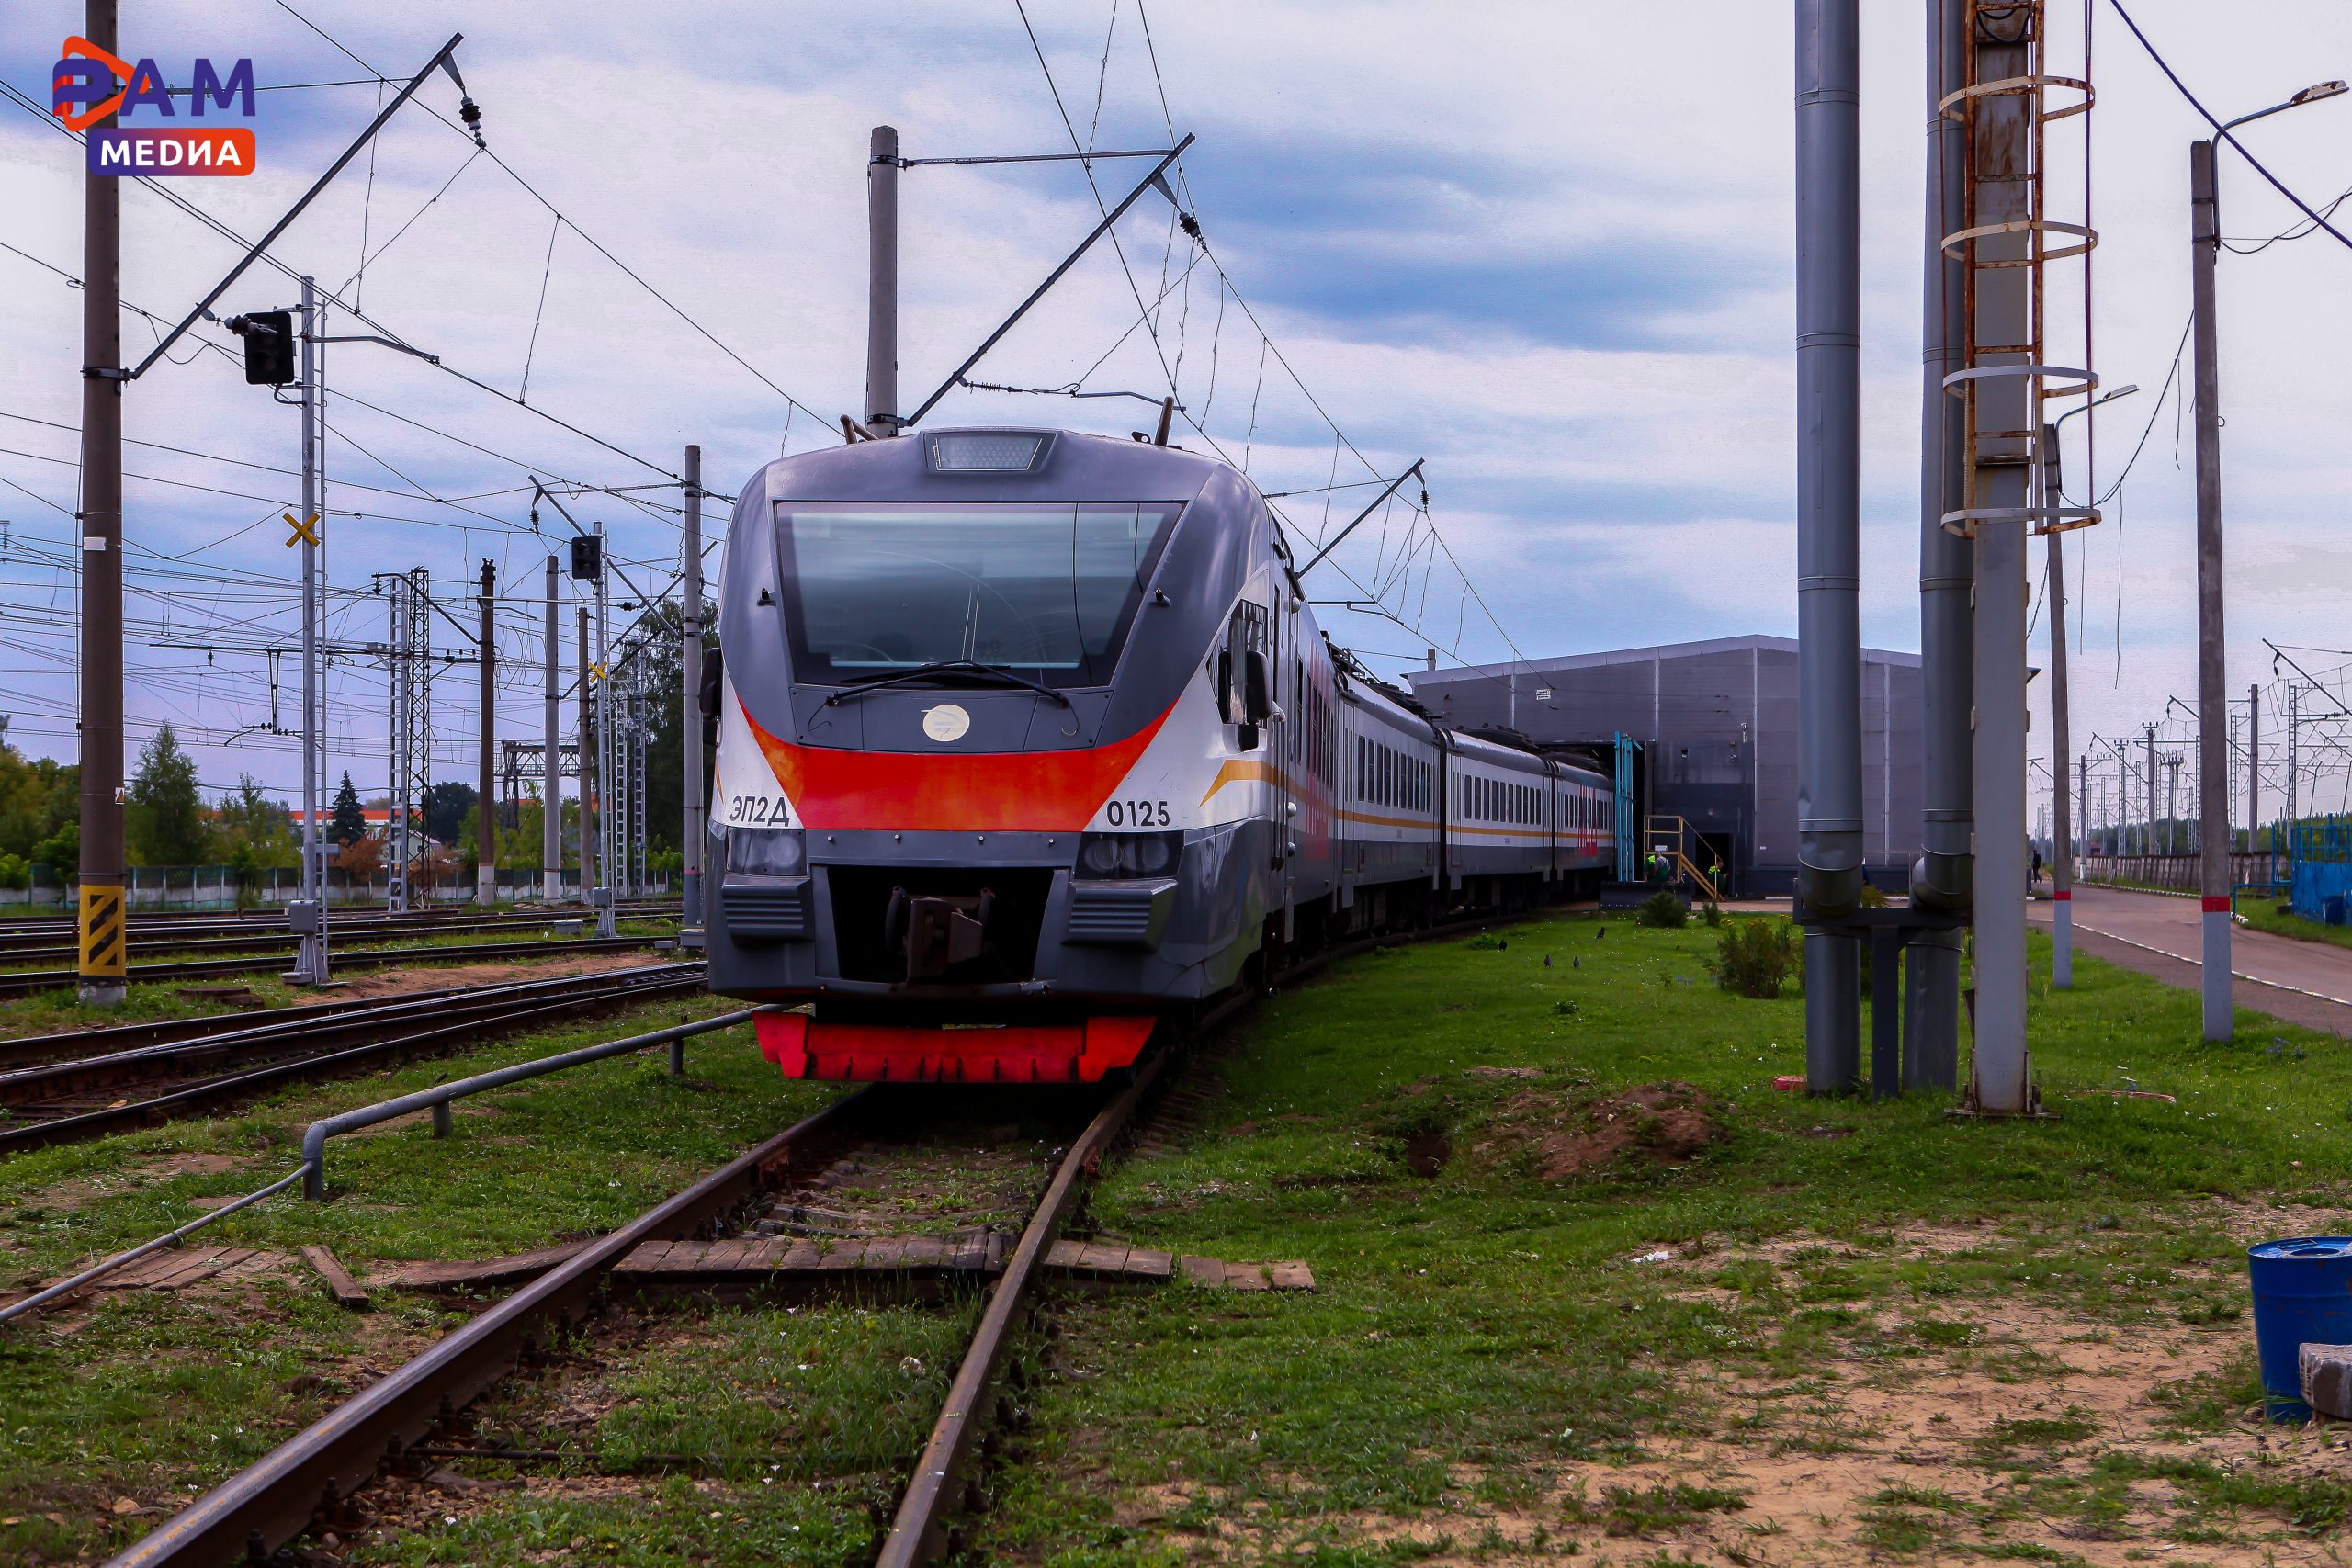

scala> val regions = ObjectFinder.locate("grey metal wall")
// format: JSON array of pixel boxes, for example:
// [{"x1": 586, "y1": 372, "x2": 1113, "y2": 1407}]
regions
[{"x1": 1409, "y1": 636, "x2": 1920, "y2": 896}]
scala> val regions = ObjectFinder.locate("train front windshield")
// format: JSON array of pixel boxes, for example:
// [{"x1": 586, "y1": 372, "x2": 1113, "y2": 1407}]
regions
[{"x1": 775, "y1": 502, "x2": 1180, "y2": 689}]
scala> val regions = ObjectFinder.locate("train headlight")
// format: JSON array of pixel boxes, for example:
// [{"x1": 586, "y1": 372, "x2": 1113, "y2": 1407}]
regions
[
  {"x1": 726, "y1": 828, "x2": 806, "y2": 876},
  {"x1": 1075, "y1": 831, "x2": 1182, "y2": 878}
]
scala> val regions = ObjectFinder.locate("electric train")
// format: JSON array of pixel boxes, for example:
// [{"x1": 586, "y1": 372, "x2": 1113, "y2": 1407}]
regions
[{"x1": 701, "y1": 426, "x2": 1615, "y2": 1084}]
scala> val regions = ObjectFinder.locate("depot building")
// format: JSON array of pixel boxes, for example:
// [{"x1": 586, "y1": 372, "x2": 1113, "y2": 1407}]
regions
[{"x1": 1409, "y1": 634, "x2": 1923, "y2": 899}]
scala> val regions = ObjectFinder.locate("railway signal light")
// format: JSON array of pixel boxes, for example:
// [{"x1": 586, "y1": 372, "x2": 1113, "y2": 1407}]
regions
[
  {"x1": 228, "y1": 310, "x2": 295, "y2": 386},
  {"x1": 569, "y1": 534, "x2": 601, "y2": 581}
]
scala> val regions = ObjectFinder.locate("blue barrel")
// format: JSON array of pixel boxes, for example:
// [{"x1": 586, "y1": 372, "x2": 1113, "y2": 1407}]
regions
[{"x1": 2248, "y1": 1238, "x2": 2352, "y2": 1419}]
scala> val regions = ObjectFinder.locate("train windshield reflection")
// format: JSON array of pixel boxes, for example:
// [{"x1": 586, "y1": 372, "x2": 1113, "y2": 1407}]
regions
[{"x1": 776, "y1": 502, "x2": 1179, "y2": 689}]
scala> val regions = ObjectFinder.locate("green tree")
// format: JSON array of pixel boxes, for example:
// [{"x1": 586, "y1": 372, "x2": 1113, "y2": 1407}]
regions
[
  {"x1": 328, "y1": 772, "x2": 368, "y2": 848},
  {"x1": 499, "y1": 798, "x2": 544, "y2": 873},
  {"x1": 209, "y1": 775, "x2": 298, "y2": 870},
  {"x1": 0, "y1": 745, "x2": 76, "y2": 863},
  {"x1": 126, "y1": 725, "x2": 207, "y2": 866},
  {"x1": 423, "y1": 780, "x2": 476, "y2": 845}
]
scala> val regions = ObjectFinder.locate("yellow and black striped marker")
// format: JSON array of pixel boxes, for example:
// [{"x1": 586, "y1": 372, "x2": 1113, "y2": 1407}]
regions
[{"x1": 79, "y1": 884, "x2": 126, "y2": 979}]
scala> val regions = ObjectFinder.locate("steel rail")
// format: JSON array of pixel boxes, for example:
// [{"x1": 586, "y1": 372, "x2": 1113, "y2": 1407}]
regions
[
  {"x1": 100, "y1": 1089, "x2": 866, "y2": 1568},
  {"x1": 0, "y1": 934, "x2": 669, "y2": 998},
  {"x1": 0, "y1": 961, "x2": 691, "y2": 1068},
  {"x1": 878, "y1": 1052, "x2": 1163, "y2": 1564},
  {"x1": 0, "y1": 961, "x2": 703, "y2": 1075},
  {"x1": 0, "y1": 972, "x2": 707, "y2": 1154},
  {"x1": 0, "y1": 911, "x2": 641, "y2": 959}
]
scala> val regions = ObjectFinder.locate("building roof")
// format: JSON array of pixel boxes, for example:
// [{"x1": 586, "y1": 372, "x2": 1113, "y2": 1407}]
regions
[{"x1": 1409, "y1": 633, "x2": 1919, "y2": 690}]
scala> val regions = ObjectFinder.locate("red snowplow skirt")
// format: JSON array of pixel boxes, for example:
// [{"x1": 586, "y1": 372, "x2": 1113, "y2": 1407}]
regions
[{"x1": 753, "y1": 1012, "x2": 1157, "y2": 1084}]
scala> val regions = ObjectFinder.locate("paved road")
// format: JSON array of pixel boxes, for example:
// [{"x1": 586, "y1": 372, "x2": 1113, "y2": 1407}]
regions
[{"x1": 2030, "y1": 886, "x2": 2352, "y2": 1036}]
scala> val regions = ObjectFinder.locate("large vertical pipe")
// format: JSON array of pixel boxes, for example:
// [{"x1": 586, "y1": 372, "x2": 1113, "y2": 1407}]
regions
[
  {"x1": 476, "y1": 558, "x2": 497, "y2": 906},
  {"x1": 2190, "y1": 136, "x2": 2232, "y2": 1040},
  {"x1": 1905, "y1": 0, "x2": 1969, "y2": 1089},
  {"x1": 1796, "y1": 0, "x2": 1864, "y2": 1091},
  {"x1": 75, "y1": 0, "x2": 126, "y2": 1004},
  {"x1": 682, "y1": 444, "x2": 707, "y2": 931},
  {"x1": 2042, "y1": 425, "x2": 2074, "y2": 988},
  {"x1": 542, "y1": 555, "x2": 560, "y2": 901},
  {"x1": 866, "y1": 125, "x2": 900, "y2": 434}
]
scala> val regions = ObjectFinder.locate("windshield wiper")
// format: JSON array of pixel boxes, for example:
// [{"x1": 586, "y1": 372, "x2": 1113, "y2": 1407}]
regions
[{"x1": 822, "y1": 660, "x2": 1073, "y2": 707}]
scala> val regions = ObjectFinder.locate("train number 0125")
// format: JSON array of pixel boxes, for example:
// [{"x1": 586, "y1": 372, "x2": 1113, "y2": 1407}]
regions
[{"x1": 1102, "y1": 798, "x2": 1170, "y2": 828}]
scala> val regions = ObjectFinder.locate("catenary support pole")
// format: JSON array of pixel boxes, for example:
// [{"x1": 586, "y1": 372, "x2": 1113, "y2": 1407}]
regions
[
  {"x1": 2145, "y1": 722, "x2": 2159, "y2": 868},
  {"x1": 578, "y1": 605, "x2": 597, "y2": 909},
  {"x1": 682, "y1": 445, "x2": 707, "y2": 932},
  {"x1": 867, "y1": 126, "x2": 899, "y2": 435},
  {"x1": 2191, "y1": 135, "x2": 2232, "y2": 1041},
  {"x1": 593, "y1": 525, "x2": 615, "y2": 936},
  {"x1": 542, "y1": 555, "x2": 560, "y2": 901},
  {"x1": 75, "y1": 0, "x2": 126, "y2": 1006},
  {"x1": 289, "y1": 277, "x2": 329, "y2": 986},
  {"x1": 1795, "y1": 0, "x2": 1864, "y2": 1092},
  {"x1": 1961, "y1": 3, "x2": 2034, "y2": 1115},
  {"x1": 477, "y1": 558, "x2": 497, "y2": 906},
  {"x1": 2248, "y1": 682, "x2": 2260, "y2": 872},
  {"x1": 2041, "y1": 423, "x2": 2074, "y2": 987},
  {"x1": 1905, "y1": 0, "x2": 1969, "y2": 1089},
  {"x1": 2191, "y1": 138, "x2": 2229, "y2": 1043}
]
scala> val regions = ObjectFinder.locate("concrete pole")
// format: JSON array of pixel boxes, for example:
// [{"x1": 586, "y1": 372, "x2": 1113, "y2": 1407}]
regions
[
  {"x1": 74, "y1": 0, "x2": 126, "y2": 1005},
  {"x1": 542, "y1": 555, "x2": 560, "y2": 901},
  {"x1": 578, "y1": 604, "x2": 597, "y2": 907},
  {"x1": 866, "y1": 126, "x2": 900, "y2": 434},
  {"x1": 476, "y1": 558, "x2": 497, "y2": 906},
  {"x1": 2042, "y1": 424, "x2": 2073, "y2": 988},
  {"x1": 2144, "y1": 722, "x2": 2159, "y2": 864},
  {"x1": 1795, "y1": 0, "x2": 1864, "y2": 1093},
  {"x1": 682, "y1": 445, "x2": 707, "y2": 932},
  {"x1": 2077, "y1": 751, "x2": 2089, "y2": 878},
  {"x1": 2248, "y1": 682, "x2": 2260, "y2": 868},
  {"x1": 593, "y1": 524, "x2": 614, "y2": 936},
  {"x1": 1905, "y1": 0, "x2": 1970, "y2": 1087},
  {"x1": 290, "y1": 276, "x2": 329, "y2": 986},
  {"x1": 1962, "y1": 8, "x2": 2034, "y2": 1115},
  {"x1": 2191, "y1": 135, "x2": 2232, "y2": 1040}
]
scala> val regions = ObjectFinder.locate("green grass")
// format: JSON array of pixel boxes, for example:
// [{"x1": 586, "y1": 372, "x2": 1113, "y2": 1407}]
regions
[
  {"x1": 966, "y1": 913, "x2": 2352, "y2": 1560},
  {"x1": 2236, "y1": 896, "x2": 2352, "y2": 953},
  {"x1": 12, "y1": 910, "x2": 2352, "y2": 1562},
  {"x1": 0, "y1": 994, "x2": 840, "y2": 1561}
]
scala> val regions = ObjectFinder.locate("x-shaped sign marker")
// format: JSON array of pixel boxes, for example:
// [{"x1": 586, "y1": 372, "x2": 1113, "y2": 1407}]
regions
[{"x1": 283, "y1": 512, "x2": 321, "y2": 548}]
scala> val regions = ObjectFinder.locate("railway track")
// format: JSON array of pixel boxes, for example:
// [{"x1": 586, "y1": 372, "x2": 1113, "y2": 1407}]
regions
[
  {"x1": 0, "y1": 962, "x2": 710, "y2": 1153},
  {"x1": 0, "y1": 932, "x2": 674, "y2": 1000},
  {"x1": 93, "y1": 1067, "x2": 1156, "y2": 1567},
  {"x1": 86, "y1": 903, "x2": 1523, "y2": 1566},
  {"x1": 0, "y1": 908, "x2": 663, "y2": 962},
  {"x1": 0, "y1": 899, "x2": 673, "y2": 936}
]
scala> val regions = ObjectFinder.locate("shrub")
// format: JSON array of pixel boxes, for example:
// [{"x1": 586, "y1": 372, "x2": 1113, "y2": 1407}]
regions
[
  {"x1": 1702, "y1": 900, "x2": 1724, "y2": 927},
  {"x1": 1860, "y1": 882, "x2": 1890, "y2": 908},
  {"x1": 1635, "y1": 891, "x2": 1688, "y2": 930},
  {"x1": 0, "y1": 852, "x2": 28, "y2": 892},
  {"x1": 1714, "y1": 916, "x2": 1799, "y2": 999}
]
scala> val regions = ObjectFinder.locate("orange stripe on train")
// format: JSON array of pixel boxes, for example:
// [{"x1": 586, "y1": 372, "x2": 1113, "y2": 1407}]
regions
[{"x1": 743, "y1": 697, "x2": 1175, "y2": 833}]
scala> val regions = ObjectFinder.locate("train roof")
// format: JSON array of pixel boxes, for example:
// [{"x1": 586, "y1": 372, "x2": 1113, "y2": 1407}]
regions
[{"x1": 756, "y1": 425, "x2": 1245, "y2": 508}]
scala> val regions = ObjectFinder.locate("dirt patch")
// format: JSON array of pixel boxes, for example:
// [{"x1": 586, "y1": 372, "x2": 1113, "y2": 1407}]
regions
[
  {"x1": 326, "y1": 950, "x2": 671, "y2": 1001},
  {"x1": 4, "y1": 1151, "x2": 253, "y2": 1216},
  {"x1": 1470, "y1": 1080, "x2": 1724, "y2": 1179}
]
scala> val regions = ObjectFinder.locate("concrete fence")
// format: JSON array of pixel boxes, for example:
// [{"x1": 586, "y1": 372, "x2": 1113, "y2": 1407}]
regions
[{"x1": 2075, "y1": 853, "x2": 2282, "y2": 893}]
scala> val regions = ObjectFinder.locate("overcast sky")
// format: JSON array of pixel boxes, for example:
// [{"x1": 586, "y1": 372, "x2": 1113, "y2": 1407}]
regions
[{"x1": 2, "y1": 1, "x2": 2349, "y2": 832}]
